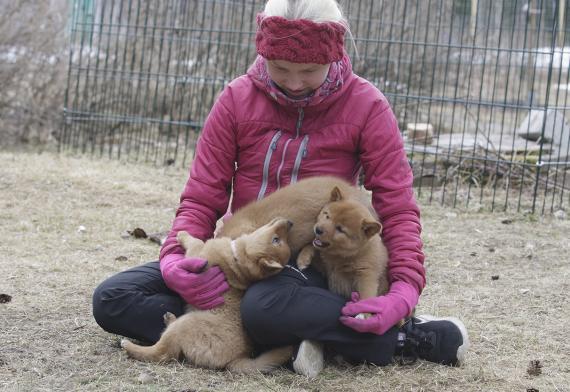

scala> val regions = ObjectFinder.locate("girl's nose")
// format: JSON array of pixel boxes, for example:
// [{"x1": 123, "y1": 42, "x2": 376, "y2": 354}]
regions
[{"x1": 284, "y1": 78, "x2": 303, "y2": 91}]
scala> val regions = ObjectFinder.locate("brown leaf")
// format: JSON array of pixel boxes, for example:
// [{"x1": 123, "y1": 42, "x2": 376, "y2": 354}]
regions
[
  {"x1": 527, "y1": 360, "x2": 543, "y2": 376},
  {"x1": 128, "y1": 228, "x2": 147, "y2": 239},
  {"x1": 0, "y1": 294, "x2": 12, "y2": 304},
  {"x1": 115, "y1": 256, "x2": 128, "y2": 262},
  {"x1": 148, "y1": 232, "x2": 168, "y2": 246}
]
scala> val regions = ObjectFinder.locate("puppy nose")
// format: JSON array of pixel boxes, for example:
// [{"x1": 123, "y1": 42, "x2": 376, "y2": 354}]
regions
[{"x1": 315, "y1": 226, "x2": 323, "y2": 235}]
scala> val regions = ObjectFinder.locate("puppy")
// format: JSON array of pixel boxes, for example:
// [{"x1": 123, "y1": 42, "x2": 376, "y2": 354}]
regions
[
  {"x1": 219, "y1": 176, "x2": 372, "y2": 257},
  {"x1": 121, "y1": 217, "x2": 295, "y2": 373},
  {"x1": 296, "y1": 186, "x2": 390, "y2": 304}
]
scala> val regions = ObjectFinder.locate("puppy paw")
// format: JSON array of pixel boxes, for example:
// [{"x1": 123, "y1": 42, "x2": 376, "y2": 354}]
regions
[
  {"x1": 120, "y1": 338, "x2": 131, "y2": 349},
  {"x1": 297, "y1": 246, "x2": 314, "y2": 270},
  {"x1": 297, "y1": 259, "x2": 311, "y2": 270},
  {"x1": 163, "y1": 312, "x2": 177, "y2": 326}
]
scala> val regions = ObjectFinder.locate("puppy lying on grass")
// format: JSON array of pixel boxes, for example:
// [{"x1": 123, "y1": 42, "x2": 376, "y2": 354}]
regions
[
  {"x1": 121, "y1": 217, "x2": 294, "y2": 373},
  {"x1": 297, "y1": 186, "x2": 390, "y2": 318}
]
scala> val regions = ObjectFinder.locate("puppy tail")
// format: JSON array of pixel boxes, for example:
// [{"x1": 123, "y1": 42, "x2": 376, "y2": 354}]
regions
[
  {"x1": 121, "y1": 338, "x2": 178, "y2": 363},
  {"x1": 227, "y1": 345, "x2": 294, "y2": 374}
]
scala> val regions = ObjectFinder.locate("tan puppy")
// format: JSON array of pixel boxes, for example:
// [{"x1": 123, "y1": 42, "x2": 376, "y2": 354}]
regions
[
  {"x1": 296, "y1": 186, "x2": 390, "y2": 302},
  {"x1": 219, "y1": 176, "x2": 371, "y2": 257},
  {"x1": 121, "y1": 217, "x2": 295, "y2": 373}
]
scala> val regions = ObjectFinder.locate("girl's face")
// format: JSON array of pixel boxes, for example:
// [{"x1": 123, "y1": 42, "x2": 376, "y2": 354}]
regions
[{"x1": 266, "y1": 60, "x2": 331, "y2": 99}]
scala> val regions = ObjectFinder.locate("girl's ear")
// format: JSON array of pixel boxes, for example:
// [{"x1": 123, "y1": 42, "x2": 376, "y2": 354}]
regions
[{"x1": 330, "y1": 186, "x2": 343, "y2": 202}]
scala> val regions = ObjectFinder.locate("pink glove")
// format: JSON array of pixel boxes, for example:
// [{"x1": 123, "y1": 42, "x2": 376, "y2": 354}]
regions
[
  {"x1": 160, "y1": 253, "x2": 230, "y2": 309},
  {"x1": 340, "y1": 281, "x2": 419, "y2": 335}
]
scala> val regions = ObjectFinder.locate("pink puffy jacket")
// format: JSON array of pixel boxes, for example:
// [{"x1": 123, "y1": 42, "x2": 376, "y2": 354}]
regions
[{"x1": 160, "y1": 55, "x2": 426, "y2": 294}]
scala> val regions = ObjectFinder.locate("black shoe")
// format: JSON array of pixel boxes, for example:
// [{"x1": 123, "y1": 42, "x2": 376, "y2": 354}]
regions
[{"x1": 397, "y1": 315, "x2": 469, "y2": 366}]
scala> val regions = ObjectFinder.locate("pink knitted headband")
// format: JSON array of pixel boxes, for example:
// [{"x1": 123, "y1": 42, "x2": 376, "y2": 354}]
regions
[{"x1": 255, "y1": 13, "x2": 346, "y2": 64}]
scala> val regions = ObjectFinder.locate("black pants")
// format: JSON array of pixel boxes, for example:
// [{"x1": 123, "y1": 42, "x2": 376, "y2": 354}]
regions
[{"x1": 92, "y1": 261, "x2": 398, "y2": 365}]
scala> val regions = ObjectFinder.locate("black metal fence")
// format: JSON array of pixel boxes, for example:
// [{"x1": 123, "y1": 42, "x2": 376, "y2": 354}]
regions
[{"x1": 61, "y1": 0, "x2": 570, "y2": 213}]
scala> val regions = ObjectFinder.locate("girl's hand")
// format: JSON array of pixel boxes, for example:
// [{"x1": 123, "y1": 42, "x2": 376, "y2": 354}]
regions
[
  {"x1": 339, "y1": 281, "x2": 418, "y2": 335},
  {"x1": 160, "y1": 254, "x2": 230, "y2": 309}
]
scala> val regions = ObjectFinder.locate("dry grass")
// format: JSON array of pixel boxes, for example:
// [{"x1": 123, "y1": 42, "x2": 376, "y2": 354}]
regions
[{"x1": 0, "y1": 151, "x2": 569, "y2": 392}]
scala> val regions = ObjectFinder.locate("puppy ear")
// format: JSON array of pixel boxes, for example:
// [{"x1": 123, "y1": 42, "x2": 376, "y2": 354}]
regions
[
  {"x1": 362, "y1": 219, "x2": 381, "y2": 238},
  {"x1": 260, "y1": 258, "x2": 284, "y2": 271},
  {"x1": 266, "y1": 217, "x2": 280, "y2": 226},
  {"x1": 330, "y1": 186, "x2": 344, "y2": 202}
]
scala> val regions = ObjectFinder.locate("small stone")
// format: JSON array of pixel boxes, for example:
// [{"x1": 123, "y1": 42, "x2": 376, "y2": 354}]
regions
[
  {"x1": 137, "y1": 372, "x2": 154, "y2": 384},
  {"x1": 0, "y1": 294, "x2": 12, "y2": 304},
  {"x1": 491, "y1": 275, "x2": 499, "y2": 280},
  {"x1": 77, "y1": 225, "x2": 87, "y2": 233}
]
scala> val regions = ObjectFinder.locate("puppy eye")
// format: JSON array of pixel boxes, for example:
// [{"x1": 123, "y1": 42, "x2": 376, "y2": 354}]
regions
[
  {"x1": 335, "y1": 225, "x2": 344, "y2": 233},
  {"x1": 272, "y1": 236, "x2": 281, "y2": 244}
]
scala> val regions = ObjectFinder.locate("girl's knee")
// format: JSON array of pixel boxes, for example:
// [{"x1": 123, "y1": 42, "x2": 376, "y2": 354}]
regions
[
  {"x1": 92, "y1": 283, "x2": 110, "y2": 329},
  {"x1": 91, "y1": 280, "x2": 130, "y2": 331}
]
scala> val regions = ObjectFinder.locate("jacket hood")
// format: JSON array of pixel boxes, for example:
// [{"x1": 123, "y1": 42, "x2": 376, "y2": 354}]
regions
[{"x1": 246, "y1": 52, "x2": 353, "y2": 111}]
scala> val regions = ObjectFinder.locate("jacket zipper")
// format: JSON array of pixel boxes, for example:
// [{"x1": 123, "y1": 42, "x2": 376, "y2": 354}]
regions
[
  {"x1": 291, "y1": 134, "x2": 309, "y2": 184},
  {"x1": 276, "y1": 108, "x2": 305, "y2": 189},
  {"x1": 275, "y1": 139, "x2": 292, "y2": 190},
  {"x1": 294, "y1": 108, "x2": 305, "y2": 138},
  {"x1": 257, "y1": 130, "x2": 282, "y2": 201}
]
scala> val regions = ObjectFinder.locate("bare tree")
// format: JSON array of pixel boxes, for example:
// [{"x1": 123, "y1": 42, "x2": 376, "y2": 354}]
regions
[{"x1": 0, "y1": 0, "x2": 68, "y2": 147}]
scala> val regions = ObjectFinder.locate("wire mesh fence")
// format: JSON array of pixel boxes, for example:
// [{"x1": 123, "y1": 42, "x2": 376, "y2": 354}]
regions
[{"x1": 61, "y1": 0, "x2": 570, "y2": 213}]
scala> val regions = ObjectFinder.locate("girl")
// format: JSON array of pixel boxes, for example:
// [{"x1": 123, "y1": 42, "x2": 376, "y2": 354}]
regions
[{"x1": 93, "y1": 0, "x2": 469, "y2": 377}]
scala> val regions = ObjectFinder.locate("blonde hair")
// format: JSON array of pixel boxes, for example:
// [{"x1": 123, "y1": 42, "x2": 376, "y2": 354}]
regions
[
  {"x1": 264, "y1": 0, "x2": 346, "y2": 25},
  {"x1": 262, "y1": 0, "x2": 357, "y2": 56}
]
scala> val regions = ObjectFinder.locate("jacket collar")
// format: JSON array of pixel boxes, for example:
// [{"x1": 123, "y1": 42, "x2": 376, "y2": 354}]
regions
[{"x1": 246, "y1": 53, "x2": 353, "y2": 112}]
